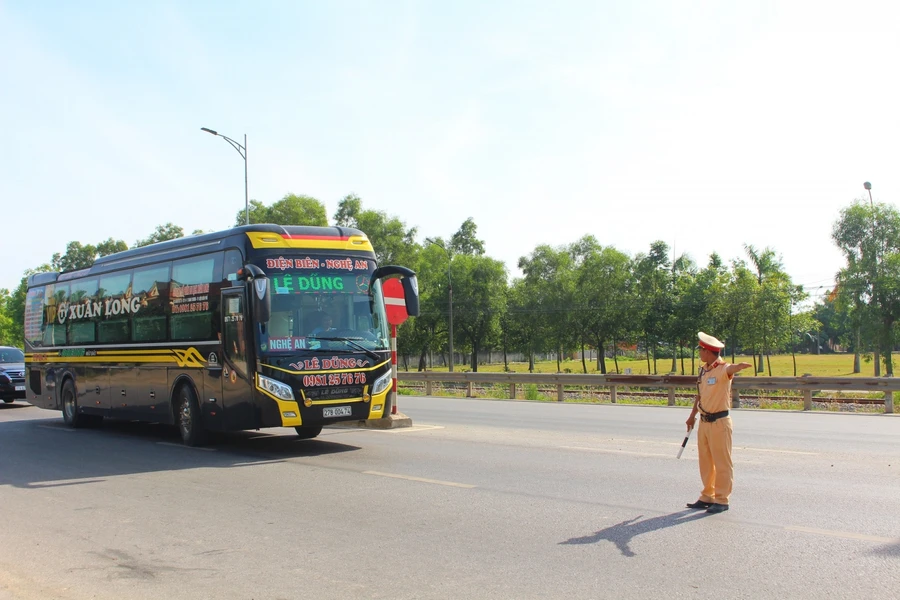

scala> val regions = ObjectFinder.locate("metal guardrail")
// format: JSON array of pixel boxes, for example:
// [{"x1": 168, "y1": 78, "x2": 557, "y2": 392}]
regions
[{"x1": 396, "y1": 371, "x2": 898, "y2": 414}]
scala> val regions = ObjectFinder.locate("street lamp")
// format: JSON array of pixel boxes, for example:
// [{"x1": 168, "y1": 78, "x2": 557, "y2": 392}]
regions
[
  {"x1": 425, "y1": 238, "x2": 454, "y2": 372},
  {"x1": 864, "y1": 181, "x2": 882, "y2": 376},
  {"x1": 201, "y1": 127, "x2": 249, "y2": 226}
]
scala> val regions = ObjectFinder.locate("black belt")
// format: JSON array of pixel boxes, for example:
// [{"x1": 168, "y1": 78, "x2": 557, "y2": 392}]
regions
[{"x1": 700, "y1": 410, "x2": 729, "y2": 423}]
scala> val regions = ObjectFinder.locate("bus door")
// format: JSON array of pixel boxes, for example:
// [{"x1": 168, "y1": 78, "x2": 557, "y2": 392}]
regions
[{"x1": 220, "y1": 288, "x2": 256, "y2": 430}]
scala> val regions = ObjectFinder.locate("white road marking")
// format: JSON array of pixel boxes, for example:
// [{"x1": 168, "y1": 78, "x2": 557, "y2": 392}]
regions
[
  {"x1": 157, "y1": 442, "x2": 215, "y2": 451},
  {"x1": 36, "y1": 424, "x2": 74, "y2": 431},
  {"x1": 560, "y1": 445, "x2": 763, "y2": 464},
  {"x1": 785, "y1": 525, "x2": 898, "y2": 544},
  {"x1": 327, "y1": 424, "x2": 445, "y2": 433},
  {"x1": 573, "y1": 437, "x2": 819, "y2": 456},
  {"x1": 560, "y1": 446, "x2": 672, "y2": 458},
  {"x1": 737, "y1": 447, "x2": 819, "y2": 455},
  {"x1": 363, "y1": 470, "x2": 475, "y2": 488}
]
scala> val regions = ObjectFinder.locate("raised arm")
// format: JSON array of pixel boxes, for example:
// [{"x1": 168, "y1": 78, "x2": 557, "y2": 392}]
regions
[{"x1": 726, "y1": 362, "x2": 752, "y2": 376}]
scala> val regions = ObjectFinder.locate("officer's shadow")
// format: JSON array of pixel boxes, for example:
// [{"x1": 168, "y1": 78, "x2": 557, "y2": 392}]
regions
[{"x1": 560, "y1": 510, "x2": 710, "y2": 557}]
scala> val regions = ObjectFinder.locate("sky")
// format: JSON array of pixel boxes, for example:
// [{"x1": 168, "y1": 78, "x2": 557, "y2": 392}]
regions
[{"x1": 2, "y1": 0, "x2": 899, "y2": 307}]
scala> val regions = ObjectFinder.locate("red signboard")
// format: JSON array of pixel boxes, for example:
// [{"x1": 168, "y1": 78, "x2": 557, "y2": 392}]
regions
[{"x1": 382, "y1": 278, "x2": 408, "y2": 325}]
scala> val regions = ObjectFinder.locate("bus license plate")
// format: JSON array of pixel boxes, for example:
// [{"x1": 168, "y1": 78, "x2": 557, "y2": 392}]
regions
[
  {"x1": 323, "y1": 406, "x2": 352, "y2": 418},
  {"x1": 15, "y1": 385, "x2": 25, "y2": 392}
]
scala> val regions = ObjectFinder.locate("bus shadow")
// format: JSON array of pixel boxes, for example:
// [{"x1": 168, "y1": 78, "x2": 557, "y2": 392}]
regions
[{"x1": 0, "y1": 417, "x2": 361, "y2": 490}]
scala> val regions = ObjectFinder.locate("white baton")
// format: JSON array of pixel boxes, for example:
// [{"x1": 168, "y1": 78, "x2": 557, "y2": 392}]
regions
[{"x1": 677, "y1": 426, "x2": 693, "y2": 459}]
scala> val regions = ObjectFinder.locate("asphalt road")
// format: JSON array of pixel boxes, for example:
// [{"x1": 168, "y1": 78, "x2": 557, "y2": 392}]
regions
[{"x1": 1, "y1": 397, "x2": 898, "y2": 600}]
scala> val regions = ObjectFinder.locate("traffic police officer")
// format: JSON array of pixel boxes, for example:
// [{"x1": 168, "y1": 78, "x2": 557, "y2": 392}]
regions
[{"x1": 685, "y1": 332, "x2": 751, "y2": 513}]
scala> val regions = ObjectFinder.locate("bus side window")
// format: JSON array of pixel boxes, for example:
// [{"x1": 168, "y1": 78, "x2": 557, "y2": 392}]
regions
[
  {"x1": 224, "y1": 249, "x2": 243, "y2": 282},
  {"x1": 132, "y1": 263, "x2": 171, "y2": 342},
  {"x1": 43, "y1": 283, "x2": 69, "y2": 347},
  {"x1": 98, "y1": 272, "x2": 132, "y2": 343}
]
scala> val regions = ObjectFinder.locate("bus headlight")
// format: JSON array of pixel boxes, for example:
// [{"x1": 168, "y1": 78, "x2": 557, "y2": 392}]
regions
[
  {"x1": 371, "y1": 371, "x2": 392, "y2": 396},
  {"x1": 258, "y1": 375, "x2": 295, "y2": 400}
]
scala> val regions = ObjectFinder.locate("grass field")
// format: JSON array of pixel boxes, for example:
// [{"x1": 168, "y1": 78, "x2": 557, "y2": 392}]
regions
[{"x1": 405, "y1": 353, "x2": 882, "y2": 378}]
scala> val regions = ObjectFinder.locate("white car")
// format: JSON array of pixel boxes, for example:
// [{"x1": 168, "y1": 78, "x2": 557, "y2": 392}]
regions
[{"x1": 0, "y1": 347, "x2": 26, "y2": 404}]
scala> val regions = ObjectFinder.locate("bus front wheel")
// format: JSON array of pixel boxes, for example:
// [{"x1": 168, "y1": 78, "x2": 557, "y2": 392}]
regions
[
  {"x1": 294, "y1": 425, "x2": 323, "y2": 440},
  {"x1": 176, "y1": 384, "x2": 207, "y2": 446}
]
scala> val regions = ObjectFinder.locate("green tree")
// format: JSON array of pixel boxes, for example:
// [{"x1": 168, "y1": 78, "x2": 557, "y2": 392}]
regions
[
  {"x1": 833, "y1": 200, "x2": 900, "y2": 375},
  {"x1": 505, "y1": 279, "x2": 548, "y2": 372},
  {"x1": 333, "y1": 194, "x2": 417, "y2": 267},
  {"x1": 518, "y1": 245, "x2": 576, "y2": 372},
  {"x1": 634, "y1": 241, "x2": 672, "y2": 374},
  {"x1": 134, "y1": 223, "x2": 186, "y2": 248},
  {"x1": 51, "y1": 238, "x2": 128, "y2": 272},
  {"x1": 575, "y1": 241, "x2": 632, "y2": 373},
  {"x1": 744, "y1": 245, "x2": 785, "y2": 374},
  {"x1": 0, "y1": 289, "x2": 16, "y2": 347},
  {"x1": 239, "y1": 194, "x2": 328, "y2": 227},
  {"x1": 405, "y1": 244, "x2": 449, "y2": 371},
  {"x1": 449, "y1": 217, "x2": 485, "y2": 256},
  {"x1": 450, "y1": 254, "x2": 507, "y2": 372}
]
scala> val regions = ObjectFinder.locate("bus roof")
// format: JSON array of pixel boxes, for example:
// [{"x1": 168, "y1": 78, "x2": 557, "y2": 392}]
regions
[{"x1": 27, "y1": 224, "x2": 372, "y2": 287}]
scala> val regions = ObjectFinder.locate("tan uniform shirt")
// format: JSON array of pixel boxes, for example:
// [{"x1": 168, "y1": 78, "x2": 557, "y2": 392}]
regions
[{"x1": 698, "y1": 359, "x2": 732, "y2": 414}]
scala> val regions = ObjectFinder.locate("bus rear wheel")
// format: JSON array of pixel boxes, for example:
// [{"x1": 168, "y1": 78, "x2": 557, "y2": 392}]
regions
[
  {"x1": 294, "y1": 425, "x2": 323, "y2": 440},
  {"x1": 60, "y1": 380, "x2": 84, "y2": 428},
  {"x1": 176, "y1": 384, "x2": 207, "y2": 446}
]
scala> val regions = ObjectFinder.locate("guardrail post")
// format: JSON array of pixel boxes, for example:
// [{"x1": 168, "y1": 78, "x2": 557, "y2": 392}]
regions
[
  {"x1": 803, "y1": 389, "x2": 812, "y2": 411},
  {"x1": 425, "y1": 380, "x2": 432, "y2": 396},
  {"x1": 557, "y1": 384, "x2": 564, "y2": 402},
  {"x1": 466, "y1": 381, "x2": 474, "y2": 397},
  {"x1": 609, "y1": 386, "x2": 616, "y2": 403},
  {"x1": 668, "y1": 386, "x2": 676, "y2": 406},
  {"x1": 885, "y1": 391, "x2": 894, "y2": 414},
  {"x1": 510, "y1": 383, "x2": 516, "y2": 399},
  {"x1": 732, "y1": 388, "x2": 740, "y2": 409}
]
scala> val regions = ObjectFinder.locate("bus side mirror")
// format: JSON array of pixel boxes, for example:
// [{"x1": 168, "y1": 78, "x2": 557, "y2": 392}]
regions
[
  {"x1": 371, "y1": 266, "x2": 419, "y2": 317},
  {"x1": 250, "y1": 277, "x2": 271, "y2": 323},
  {"x1": 401, "y1": 275, "x2": 419, "y2": 317}
]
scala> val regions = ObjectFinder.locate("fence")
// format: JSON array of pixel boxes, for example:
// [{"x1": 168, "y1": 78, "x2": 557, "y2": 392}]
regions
[{"x1": 396, "y1": 372, "x2": 898, "y2": 414}]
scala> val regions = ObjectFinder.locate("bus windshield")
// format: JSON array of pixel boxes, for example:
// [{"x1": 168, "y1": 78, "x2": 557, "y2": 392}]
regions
[{"x1": 256, "y1": 258, "x2": 390, "y2": 356}]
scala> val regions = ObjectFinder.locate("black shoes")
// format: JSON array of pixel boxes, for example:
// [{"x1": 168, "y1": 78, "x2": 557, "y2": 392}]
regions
[
  {"x1": 686, "y1": 500, "x2": 712, "y2": 509},
  {"x1": 706, "y1": 503, "x2": 729, "y2": 514}
]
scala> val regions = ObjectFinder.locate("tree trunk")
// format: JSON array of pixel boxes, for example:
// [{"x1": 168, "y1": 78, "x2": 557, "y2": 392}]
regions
[
  {"x1": 418, "y1": 348, "x2": 427, "y2": 372},
  {"x1": 645, "y1": 339, "x2": 651, "y2": 374},
  {"x1": 853, "y1": 327, "x2": 861, "y2": 373},
  {"x1": 470, "y1": 342, "x2": 478, "y2": 372},
  {"x1": 502, "y1": 333, "x2": 508, "y2": 372},
  {"x1": 670, "y1": 340, "x2": 677, "y2": 374},
  {"x1": 556, "y1": 344, "x2": 562, "y2": 373},
  {"x1": 612, "y1": 340, "x2": 620, "y2": 373},
  {"x1": 529, "y1": 351, "x2": 535, "y2": 373},
  {"x1": 581, "y1": 340, "x2": 588, "y2": 374}
]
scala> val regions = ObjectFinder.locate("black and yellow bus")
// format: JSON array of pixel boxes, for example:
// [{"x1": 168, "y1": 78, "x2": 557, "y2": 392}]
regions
[{"x1": 23, "y1": 224, "x2": 418, "y2": 445}]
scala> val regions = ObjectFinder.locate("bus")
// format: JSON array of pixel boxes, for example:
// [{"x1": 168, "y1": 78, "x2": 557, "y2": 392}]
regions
[{"x1": 22, "y1": 224, "x2": 419, "y2": 445}]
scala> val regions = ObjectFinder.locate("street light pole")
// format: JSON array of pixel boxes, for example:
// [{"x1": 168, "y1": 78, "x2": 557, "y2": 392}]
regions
[
  {"x1": 201, "y1": 127, "x2": 249, "y2": 225},
  {"x1": 864, "y1": 181, "x2": 882, "y2": 376},
  {"x1": 426, "y1": 238, "x2": 454, "y2": 372}
]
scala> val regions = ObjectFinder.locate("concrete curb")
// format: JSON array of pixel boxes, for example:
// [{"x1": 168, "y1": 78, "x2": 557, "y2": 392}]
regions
[{"x1": 332, "y1": 412, "x2": 413, "y2": 429}]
